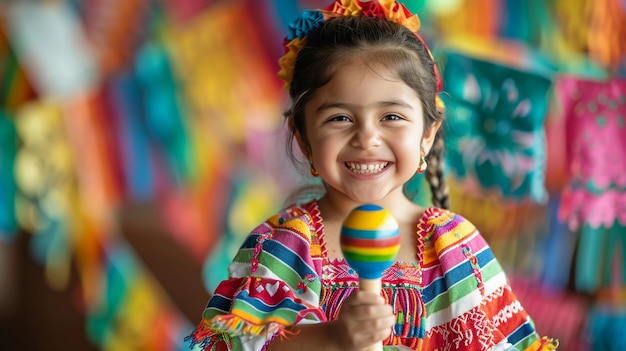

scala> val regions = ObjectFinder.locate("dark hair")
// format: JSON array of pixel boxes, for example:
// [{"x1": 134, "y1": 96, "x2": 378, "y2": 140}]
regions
[{"x1": 284, "y1": 15, "x2": 449, "y2": 209}]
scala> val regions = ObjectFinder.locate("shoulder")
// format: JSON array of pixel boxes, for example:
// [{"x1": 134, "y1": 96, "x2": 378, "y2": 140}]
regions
[
  {"x1": 418, "y1": 207, "x2": 478, "y2": 242},
  {"x1": 247, "y1": 200, "x2": 321, "y2": 247},
  {"x1": 231, "y1": 199, "x2": 324, "y2": 277},
  {"x1": 419, "y1": 207, "x2": 490, "y2": 267}
]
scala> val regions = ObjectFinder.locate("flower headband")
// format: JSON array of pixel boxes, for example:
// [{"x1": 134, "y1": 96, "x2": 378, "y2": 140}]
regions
[{"x1": 277, "y1": 0, "x2": 443, "y2": 93}]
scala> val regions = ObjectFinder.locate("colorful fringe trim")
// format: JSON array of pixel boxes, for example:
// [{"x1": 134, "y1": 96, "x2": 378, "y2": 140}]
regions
[
  {"x1": 186, "y1": 315, "x2": 298, "y2": 351},
  {"x1": 524, "y1": 336, "x2": 560, "y2": 351},
  {"x1": 185, "y1": 320, "x2": 235, "y2": 351}
]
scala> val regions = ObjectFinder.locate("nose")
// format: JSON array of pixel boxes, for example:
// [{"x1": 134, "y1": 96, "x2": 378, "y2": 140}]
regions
[{"x1": 351, "y1": 122, "x2": 381, "y2": 150}]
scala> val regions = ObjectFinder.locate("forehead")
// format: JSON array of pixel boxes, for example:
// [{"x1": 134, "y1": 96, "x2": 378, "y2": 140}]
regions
[{"x1": 310, "y1": 59, "x2": 422, "y2": 107}]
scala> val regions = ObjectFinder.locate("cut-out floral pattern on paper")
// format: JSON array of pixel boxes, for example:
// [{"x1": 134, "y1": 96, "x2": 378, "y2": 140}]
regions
[
  {"x1": 557, "y1": 76, "x2": 626, "y2": 230},
  {"x1": 443, "y1": 52, "x2": 552, "y2": 202}
]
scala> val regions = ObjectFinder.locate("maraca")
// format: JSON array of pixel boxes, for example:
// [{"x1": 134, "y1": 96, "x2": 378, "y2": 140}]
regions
[{"x1": 340, "y1": 204, "x2": 400, "y2": 351}]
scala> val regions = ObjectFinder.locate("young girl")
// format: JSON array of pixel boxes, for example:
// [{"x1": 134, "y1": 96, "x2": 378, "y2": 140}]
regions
[{"x1": 186, "y1": 1, "x2": 558, "y2": 350}]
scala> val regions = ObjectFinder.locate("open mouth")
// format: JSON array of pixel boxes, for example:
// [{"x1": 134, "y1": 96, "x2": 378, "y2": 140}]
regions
[{"x1": 345, "y1": 161, "x2": 389, "y2": 174}]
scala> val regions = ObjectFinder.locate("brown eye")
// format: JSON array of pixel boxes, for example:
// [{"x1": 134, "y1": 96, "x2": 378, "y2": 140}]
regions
[
  {"x1": 327, "y1": 115, "x2": 352, "y2": 122},
  {"x1": 382, "y1": 114, "x2": 403, "y2": 121}
]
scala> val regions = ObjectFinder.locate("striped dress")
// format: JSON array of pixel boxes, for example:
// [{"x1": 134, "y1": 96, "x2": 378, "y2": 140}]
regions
[{"x1": 186, "y1": 200, "x2": 557, "y2": 351}]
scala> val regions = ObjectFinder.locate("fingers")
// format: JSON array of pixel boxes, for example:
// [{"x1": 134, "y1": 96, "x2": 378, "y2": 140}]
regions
[
  {"x1": 332, "y1": 291, "x2": 396, "y2": 350},
  {"x1": 343, "y1": 290, "x2": 386, "y2": 306}
]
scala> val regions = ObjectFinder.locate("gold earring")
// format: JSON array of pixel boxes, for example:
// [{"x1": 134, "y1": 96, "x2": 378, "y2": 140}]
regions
[
  {"x1": 310, "y1": 163, "x2": 319, "y2": 177},
  {"x1": 417, "y1": 150, "x2": 427, "y2": 174}
]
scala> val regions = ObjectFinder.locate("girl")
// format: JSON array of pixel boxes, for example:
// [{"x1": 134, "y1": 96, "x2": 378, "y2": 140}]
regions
[{"x1": 186, "y1": 1, "x2": 558, "y2": 350}]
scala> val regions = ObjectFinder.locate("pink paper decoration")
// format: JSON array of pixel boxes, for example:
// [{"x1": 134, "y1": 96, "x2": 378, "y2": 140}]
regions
[{"x1": 557, "y1": 75, "x2": 626, "y2": 230}]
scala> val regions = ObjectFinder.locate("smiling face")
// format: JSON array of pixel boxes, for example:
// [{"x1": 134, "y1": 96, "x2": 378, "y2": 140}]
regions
[{"x1": 298, "y1": 59, "x2": 439, "y2": 210}]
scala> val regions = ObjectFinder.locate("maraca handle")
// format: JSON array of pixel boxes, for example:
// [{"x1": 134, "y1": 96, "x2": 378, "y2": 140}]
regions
[
  {"x1": 359, "y1": 278, "x2": 382, "y2": 293},
  {"x1": 359, "y1": 278, "x2": 384, "y2": 351}
]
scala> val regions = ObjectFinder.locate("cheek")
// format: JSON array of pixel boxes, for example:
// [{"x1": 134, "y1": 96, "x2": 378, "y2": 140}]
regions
[
  {"x1": 394, "y1": 136, "x2": 422, "y2": 167},
  {"x1": 310, "y1": 137, "x2": 336, "y2": 161}
]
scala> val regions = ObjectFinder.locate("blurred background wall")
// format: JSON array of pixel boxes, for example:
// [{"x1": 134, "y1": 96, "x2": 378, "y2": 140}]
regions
[{"x1": 0, "y1": 0, "x2": 625, "y2": 350}]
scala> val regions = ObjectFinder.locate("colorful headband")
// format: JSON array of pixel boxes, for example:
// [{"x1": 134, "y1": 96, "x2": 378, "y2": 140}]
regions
[{"x1": 277, "y1": 0, "x2": 443, "y2": 93}]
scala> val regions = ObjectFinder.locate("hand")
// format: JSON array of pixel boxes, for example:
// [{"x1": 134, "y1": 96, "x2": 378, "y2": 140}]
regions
[{"x1": 328, "y1": 291, "x2": 396, "y2": 350}]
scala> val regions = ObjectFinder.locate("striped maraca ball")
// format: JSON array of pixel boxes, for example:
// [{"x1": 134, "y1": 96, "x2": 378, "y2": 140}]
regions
[{"x1": 340, "y1": 204, "x2": 400, "y2": 279}]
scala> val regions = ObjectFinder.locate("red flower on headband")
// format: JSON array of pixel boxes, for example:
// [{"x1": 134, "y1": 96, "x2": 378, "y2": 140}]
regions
[{"x1": 359, "y1": 1, "x2": 386, "y2": 18}]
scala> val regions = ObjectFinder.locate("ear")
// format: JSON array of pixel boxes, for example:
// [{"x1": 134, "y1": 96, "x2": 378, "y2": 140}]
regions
[
  {"x1": 289, "y1": 115, "x2": 311, "y2": 160},
  {"x1": 295, "y1": 129, "x2": 311, "y2": 160},
  {"x1": 422, "y1": 120, "x2": 442, "y2": 154}
]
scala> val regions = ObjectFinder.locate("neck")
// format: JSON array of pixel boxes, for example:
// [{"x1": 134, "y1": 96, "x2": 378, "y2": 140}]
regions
[{"x1": 317, "y1": 189, "x2": 420, "y2": 224}]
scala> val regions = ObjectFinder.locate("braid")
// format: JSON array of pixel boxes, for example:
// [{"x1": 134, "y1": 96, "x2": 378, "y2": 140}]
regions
[{"x1": 425, "y1": 132, "x2": 450, "y2": 210}]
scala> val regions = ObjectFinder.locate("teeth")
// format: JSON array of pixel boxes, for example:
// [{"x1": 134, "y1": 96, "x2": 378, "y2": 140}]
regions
[{"x1": 345, "y1": 162, "x2": 388, "y2": 174}]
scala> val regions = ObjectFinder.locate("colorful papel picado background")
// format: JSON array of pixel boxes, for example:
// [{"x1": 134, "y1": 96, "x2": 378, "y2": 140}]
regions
[{"x1": 0, "y1": 0, "x2": 625, "y2": 350}]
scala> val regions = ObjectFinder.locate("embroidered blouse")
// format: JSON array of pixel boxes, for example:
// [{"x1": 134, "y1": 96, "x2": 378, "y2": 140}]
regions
[{"x1": 186, "y1": 200, "x2": 557, "y2": 351}]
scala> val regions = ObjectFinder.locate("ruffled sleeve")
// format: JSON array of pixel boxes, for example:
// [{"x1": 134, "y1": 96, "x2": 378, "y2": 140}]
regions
[
  {"x1": 419, "y1": 208, "x2": 558, "y2": 351},
  {"x1": 185, "y1": 206, "x2": 327, "y2": 351}
]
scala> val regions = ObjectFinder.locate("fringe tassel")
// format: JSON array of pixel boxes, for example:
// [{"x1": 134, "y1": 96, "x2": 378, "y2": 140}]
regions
[
  {"x1": 381, "y1": 285, "x2": 426, "y2": 345},
  {"x1": 320, "y1": 284, "x2": 357, "y2": 320},
  {"x1": 186, "y1": 315, "x2": 294, "y2": 351},
  {"x1": 185, "y1": 321, "x2": 235, "y2": 351},
  {"x1": 524, "y1": 336, "x2": 560, "y2": 351},
  {"x1": 211, "y1": 315, "x2": 271, "y2": 336}
]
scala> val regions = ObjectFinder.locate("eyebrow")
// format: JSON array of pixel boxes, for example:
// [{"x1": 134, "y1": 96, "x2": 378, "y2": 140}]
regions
[{"x1": 315, "y1": 100, "x2": 415, "y2": 112}]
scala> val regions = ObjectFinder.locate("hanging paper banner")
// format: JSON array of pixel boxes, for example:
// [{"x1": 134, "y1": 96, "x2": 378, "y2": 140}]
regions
[
  {"x1": 544, "y1": 108, "x2": 568, "y2": 193},
  {"x1": 0, "y1": 24, "x2": 36, "y2": 110},
  {"x1": 157, "y1": 165, "x2": 232, "y2": 262},
  {"x1": 80, "y1": 0, "x2": 152, "y2": 76},
  {"x1": 557, "y1": 76, "x2": 626, "y2": 229},
  {"x1": 107, "y1": 73, "x2": 156, "y2": 200},
  {"x1": 552, "y1": 0, "x2": 626, "y2": 71},
  {"x1": 134, "y1": 42, "x2": 193, "y2": 187},
  {"x1": 13, "y1": 101, "x2": 77, "y2": 289},
  {"x1": 161, "y1": 0, "x2": 216, "y2": 24},
  {"x1": 5, "y1": 1, "x2": 98, "y2": 100},
  {"x1": 442, "y1": 50, "x2": 552, "y2": 202},
  {"x1": 434, "y1": 0, "x2": 500, "y2": 39},
  {"x1": 164, "y1": 0, "x2": 283, "y2": 144},
  {"x1": 62, "y1": 91, "x2": 123, "y2": 221},
  {"x1": 0, "y1": 111, "x2": 18, "y2": 239},
  {"x1": 587, "y1": 0, "x2": 626, "y2": 70},
  {"x1": 86, "y1": 244, "x2": 188, "y2": 351},
  {"x1": 498, "y1": 0, "x2": 530, "y2": 42},
  {"x1": 552, "y1": 0, "x2": 592, "y2": 55}
]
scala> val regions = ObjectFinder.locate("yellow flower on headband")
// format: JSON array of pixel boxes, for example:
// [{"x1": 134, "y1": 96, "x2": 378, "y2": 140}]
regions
[
  {"x1": 278, "y1": 0, "x2": 424, "y2": 90},
  {"x1": 377, "y1": 0, "x2": 421, "y2": 32},
  {"x1": 277, "y1": 37, "x2": 306, "y2": 89}
]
